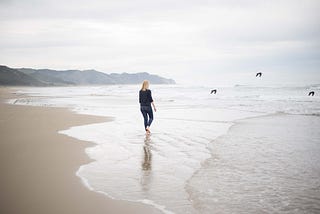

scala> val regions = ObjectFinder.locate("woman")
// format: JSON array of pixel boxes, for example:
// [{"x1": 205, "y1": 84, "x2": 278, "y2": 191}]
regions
[{"x1": 139, "y1": 80, "x2": 157, "y2": 133}]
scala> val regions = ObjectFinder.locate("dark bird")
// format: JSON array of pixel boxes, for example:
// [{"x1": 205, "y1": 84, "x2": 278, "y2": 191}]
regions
[
  {"x1": 308, "y1": 91, "x2": 315, "y2": 96},
  {"x1": 210, "y1": 89, "x2": 217, "y2": 94},
  {"x1": 256, "y1": 72, "x2": 262, "y2": 77}
]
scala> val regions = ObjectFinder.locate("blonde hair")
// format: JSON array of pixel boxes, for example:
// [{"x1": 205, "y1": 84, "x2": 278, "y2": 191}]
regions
[{"x1": 141, "y1": 80, "x2": 149, "y2": 91}]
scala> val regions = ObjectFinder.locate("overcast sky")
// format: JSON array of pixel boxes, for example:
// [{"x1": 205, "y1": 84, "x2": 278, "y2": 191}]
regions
[{"x1": 1, "y1": 0, "x2": 319, "y2": 86}]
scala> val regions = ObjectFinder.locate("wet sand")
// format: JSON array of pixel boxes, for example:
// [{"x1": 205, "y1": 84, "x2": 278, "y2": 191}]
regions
[{"x1": 0, "y1": 87, "x2": 161, "y2": 214}]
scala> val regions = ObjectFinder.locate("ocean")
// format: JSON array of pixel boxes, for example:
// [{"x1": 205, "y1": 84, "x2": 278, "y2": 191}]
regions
[{"x1": 9, "y1": 84, "x2": 320, "y2": 213}]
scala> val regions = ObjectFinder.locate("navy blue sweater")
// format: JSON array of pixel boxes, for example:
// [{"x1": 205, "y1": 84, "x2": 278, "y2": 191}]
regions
[{"x1": 139, "y1": 89, "x2": 153, "y2": 106}]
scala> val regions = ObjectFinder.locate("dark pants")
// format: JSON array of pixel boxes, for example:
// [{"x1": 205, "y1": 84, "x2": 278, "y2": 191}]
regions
[{"x1": 140, "y1": 105, "x2": 153, "y2": 130}]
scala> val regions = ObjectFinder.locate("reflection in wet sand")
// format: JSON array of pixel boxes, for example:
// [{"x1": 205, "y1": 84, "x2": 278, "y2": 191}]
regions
[
  {"x1": 141, "y1": 134, "x2": 153, "y2": 191},
  {"x1": 142, "y1": 134, "x2": 152, "y2": 171}
]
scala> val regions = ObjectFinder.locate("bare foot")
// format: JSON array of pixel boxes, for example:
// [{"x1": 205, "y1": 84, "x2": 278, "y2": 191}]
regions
[{"x1": 146, "y1": 127, "x2": 151, "y2": 134}]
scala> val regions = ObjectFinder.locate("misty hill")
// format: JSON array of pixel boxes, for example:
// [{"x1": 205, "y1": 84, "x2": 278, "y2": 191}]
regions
[
  {"x1": 109, "y1": 72, "x2": 175, "y2": 84},
  {"x1": 0, "y1": 65, "x2": 46, "y2": 86},
  {"x1": 18, "y1": 68, "x2": 114, "y2": 85},
  {"x1": 0, "y1": 65, "x2": 175, "y2": 86}
]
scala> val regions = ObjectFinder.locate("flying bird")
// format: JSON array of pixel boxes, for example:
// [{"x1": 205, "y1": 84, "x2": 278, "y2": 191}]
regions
[
  {"x1": 210, "y1": 89, "x2": 217, "y2": 94},
  {"x1": 256, "y1": 72, "x2": 262, "y2": 77},
  {"x1": 308, "y1": 91, "x2": 315, "y2": 96}
]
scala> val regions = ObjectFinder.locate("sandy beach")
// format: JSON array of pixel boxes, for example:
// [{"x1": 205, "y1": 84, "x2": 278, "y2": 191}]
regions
[
  {"x1": 0, "y1": 87, "x2": 161, "y2": 214},
  {"x1": 1, "y1": 85, "x2": 319, "y2": 213}
]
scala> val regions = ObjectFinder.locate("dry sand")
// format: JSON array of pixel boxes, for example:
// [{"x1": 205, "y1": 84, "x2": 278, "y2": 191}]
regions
[{"x1": 0, "y1": 87, "x2": 161, "y2": 214}]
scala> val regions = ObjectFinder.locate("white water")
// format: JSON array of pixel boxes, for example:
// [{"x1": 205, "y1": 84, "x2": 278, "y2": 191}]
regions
[{"x1": 9, "y1": 84, "x2": 320, "y2": 213}]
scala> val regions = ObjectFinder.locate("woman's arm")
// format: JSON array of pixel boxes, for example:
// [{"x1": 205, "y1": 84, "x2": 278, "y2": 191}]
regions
[
  {"x1": 148, "y1": 90, "x2": 156, "y2": 111},
  {"x1": 151, "y1": 102, "x2": 157, "y2": 112}
]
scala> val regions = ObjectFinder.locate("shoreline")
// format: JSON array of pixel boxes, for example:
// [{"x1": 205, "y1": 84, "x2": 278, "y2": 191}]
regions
[
  {"x1": 0, "y1": 87, "x2": 162, "y2": 214},
  {"x1": 2, "y1": 85, "x2": 318, "y2": 213}
]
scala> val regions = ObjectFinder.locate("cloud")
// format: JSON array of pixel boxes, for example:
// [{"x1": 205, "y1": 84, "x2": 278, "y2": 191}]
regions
[{"x1": 0, "y1": 0, "x2": 319, "y2": 85}]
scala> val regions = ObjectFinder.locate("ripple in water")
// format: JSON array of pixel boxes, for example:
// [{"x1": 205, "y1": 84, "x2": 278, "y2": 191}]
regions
[
  {"x1": 69, "y1": 116, "x2": 233, "y2": 214},
  {"x1": 187, "y1": 114, "x2": 320, "y2": 214}
]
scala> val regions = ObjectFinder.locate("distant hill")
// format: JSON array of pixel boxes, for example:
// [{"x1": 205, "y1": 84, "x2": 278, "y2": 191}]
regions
[
  {"x1": 0, "y1": 65, "x2": 176, "y2": 86},
  {"x1": 0, "y1": 66, "x2": 46, "y2": 86},
  {"x1": 109, "y1": 72, "x2": 175, "y2": 84},
  {"x1": 17, "y1": 68, "x2": 114, "y2": 85}
]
